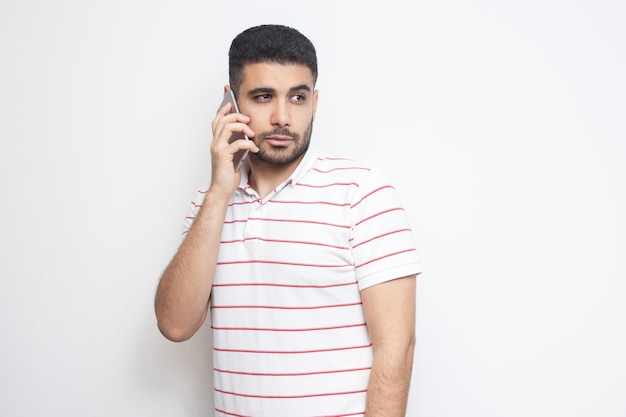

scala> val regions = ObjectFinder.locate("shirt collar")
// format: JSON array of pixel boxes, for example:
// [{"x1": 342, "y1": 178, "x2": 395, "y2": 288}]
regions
[
  {"x1": 237, "y1": 148, "x2": 320, "y2": 191},
  {"x1": 287, "y1": 148, "x2": 320, "y2": 186}
]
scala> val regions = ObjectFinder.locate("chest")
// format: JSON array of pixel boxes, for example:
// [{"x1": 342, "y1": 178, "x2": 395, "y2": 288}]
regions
[{"x1": 215, "y1": 183, "x2": 358, "y2": 287}]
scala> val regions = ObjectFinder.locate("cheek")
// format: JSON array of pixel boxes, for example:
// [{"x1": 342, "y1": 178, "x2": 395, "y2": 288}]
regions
[
  {"x1": 246, "y1": 109, "x2": 270, "y2": 130},
  {"x1": 295, "y1": 109, "x2": 315, "y2": 128}
]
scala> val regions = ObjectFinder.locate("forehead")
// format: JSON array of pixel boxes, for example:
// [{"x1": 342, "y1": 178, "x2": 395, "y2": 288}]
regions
[{"x1": 240, "y1": 62, "x2": 315, "y2": 91}]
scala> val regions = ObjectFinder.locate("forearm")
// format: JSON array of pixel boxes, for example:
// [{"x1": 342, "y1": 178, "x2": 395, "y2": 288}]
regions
[
  {"x1": 155, "y1": 189, "x2": 229, "y2": 342},
  {"x1": 365, "y1": 342, "x2": 415, "y2": 417},
  {"x1": 361, "y1": 276, "x2": 417, "y2": 417}
]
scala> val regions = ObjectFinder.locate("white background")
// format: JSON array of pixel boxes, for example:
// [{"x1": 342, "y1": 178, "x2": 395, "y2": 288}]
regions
[{"x1": 1, "y1": 0, "x2": 624, "y2": 416}]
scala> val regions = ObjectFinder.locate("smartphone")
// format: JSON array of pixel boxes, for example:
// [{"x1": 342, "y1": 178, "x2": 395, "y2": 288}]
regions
[{"x1": 219, "y1": 89, "x2": 250, "y2": 171}]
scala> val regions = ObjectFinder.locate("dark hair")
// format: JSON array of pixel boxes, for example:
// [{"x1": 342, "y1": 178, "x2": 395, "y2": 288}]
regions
[{"x1": 228, "y1": 24, "x2": 318, "y2": 95}]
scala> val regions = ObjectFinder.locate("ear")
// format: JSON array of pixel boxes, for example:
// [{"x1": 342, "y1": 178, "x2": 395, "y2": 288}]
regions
[
  {"x1": 223, "y1": 85, "x2": 231, "y2": 96},
  {"x1": 312, "y1": 89, "x2": 319, "y2": 121}
]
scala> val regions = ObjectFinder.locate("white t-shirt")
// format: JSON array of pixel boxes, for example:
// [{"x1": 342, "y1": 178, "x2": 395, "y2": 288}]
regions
[{"x1": 184, "y1": 150, "x2": 421, "y2": 417}]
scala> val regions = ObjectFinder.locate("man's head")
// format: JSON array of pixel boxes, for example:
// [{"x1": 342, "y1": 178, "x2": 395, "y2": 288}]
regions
[
  {"x1": 228, "y1": 24, "x2": 318, "y2": 97},
  {"x1": 227, "y1": 25, "x2": 319, "y2": 168}
]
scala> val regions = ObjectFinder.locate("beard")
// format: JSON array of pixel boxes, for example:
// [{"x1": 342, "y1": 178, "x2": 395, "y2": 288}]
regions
[{"x1": 251, "y1": 121, "x2": 313, "y2": 165}]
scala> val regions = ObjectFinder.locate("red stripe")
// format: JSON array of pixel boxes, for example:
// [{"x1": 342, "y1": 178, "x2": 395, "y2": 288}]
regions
[
  {"x1": 355, "y1": 248, "x2": 417, "y2": 269},
  {"x1": 354, "y1": 207, "x2": 405, "y2": 227},
  {"x1": 215, "y1": 409, "x2": 365, "y2": 417},
  {"x1": 296, "y1": 181, "x2": 358, "y2": 188},
  {"x1": 224, "y1": 219, "x2": 247, "y2": 225},
  {"x1": 213, "y1": 366, "x2": 371, "y2": 377},
  {"x1": 220, "y1": 237, "x2": 350, "y2": 250},
  {"x1": 215, "y1": 408, "x2": 365, "y2": 417},
  {"x1": 213, "y1": 344, "x2": 371, "y2": 354},
  {"x1": 313, "y1": 166, "x2": 370, "y2": 174},
  {"x1": 351, "y1": 228, "x2": 412, "y2": 249},
  {"x1": 224, "y1": 217, "x2": 349, "y2": 228},
  {"x1": 214, "y1": 387, "x2": 367, "y2": 400},
  {"x1": 212, "y1": 302, "x2": 362, "y2": 310},
  {"x1": 213, "y1": 281, "x2": 356, "y2": 289},
  {"x1": 217, "y1": 259, "x2": 352, "y2": 268},
  {"x1": 246, "y1": 217, "x2": 351, "y2": 229},
  {"x1": 318, "y1": 413, "x2": 366, "y2": 417},
  {"x1": 319, "y1": 156, "x2": 352, "y2": 161},
  {"x1": 211, "y1": 323, "x2": 367, "y2": 332},
  {"x1": 351, "y1": 185, "x2": 394, "y2": 208},
  {"x1": 214, "y1": 408, "x2": 251, "y2": 417},
  {"x1": 268, "y1": 199, "x2": 351, "y2": 207},
  {"x1": 228, "y1": 199, "x2": 261, "y2": 207}
]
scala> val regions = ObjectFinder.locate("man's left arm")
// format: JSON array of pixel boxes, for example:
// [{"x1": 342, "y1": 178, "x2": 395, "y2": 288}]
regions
[{"x1": 361, "y1": 274, "x2": 417, "y2": 417}]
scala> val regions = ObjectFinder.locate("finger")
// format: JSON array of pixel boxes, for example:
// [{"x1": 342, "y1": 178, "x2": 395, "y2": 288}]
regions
[
  {"x1": 212, "y1": 112, "x2": 251, "y2": 136},
  {"x1": 216, "y1": 101, "x2": 233, "y2": 115},
  {"x1": 218, "y1": 122, "x2": 255, "y2": 144},
  {"x1": 229, "y1": 136, "x2": 259, "y2": 154}
]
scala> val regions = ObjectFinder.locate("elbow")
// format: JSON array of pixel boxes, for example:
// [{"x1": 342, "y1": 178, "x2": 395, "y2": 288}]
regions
[
  {"x1": 373, "y1": 338, "x2": 416, "y2": 365},
  {"x1": 154, "y1": 296, "x2": 206, "y2": 342},
  {"x1": 374, "y1": 333, "x2": 416, "y2": 370},
  {"x1": 402, "y1": 334, "x2": 416, "y2": 369},
  {"x1": 408, "y1": 332, "x2": 416, "y2": 354},
  {"x1": 406, "y1": 332, "x2": 417, "y2": 365},
  {"x1": 157, "y1": 320, "x2": 195, "y2": 342},
  {"x1": 155, "y1": 306, "x2": 203, "y2": 342},
  {"x1": 154, "y1": 289, "x2": 209, "y2": 342}
]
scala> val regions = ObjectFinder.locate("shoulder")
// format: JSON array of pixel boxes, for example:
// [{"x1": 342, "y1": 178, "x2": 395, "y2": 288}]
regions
[{"x1": 311, "y1": 154, "x2": 390, "y2": 184}]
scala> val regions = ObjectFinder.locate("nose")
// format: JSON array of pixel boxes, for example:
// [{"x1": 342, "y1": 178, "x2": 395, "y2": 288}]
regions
[{"x1": 270, "y1": 98, "x2": 291, "y2": 128}]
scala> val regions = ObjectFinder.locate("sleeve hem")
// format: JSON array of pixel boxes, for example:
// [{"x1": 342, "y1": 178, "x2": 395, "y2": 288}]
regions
[{"x1": 357, "y1": 262, "x2": 422, "y2": 291}]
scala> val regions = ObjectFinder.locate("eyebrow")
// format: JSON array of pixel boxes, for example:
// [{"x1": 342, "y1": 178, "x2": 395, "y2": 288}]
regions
[{"x1": 247, "y1": 84, "x2": 312, "y2": 97}]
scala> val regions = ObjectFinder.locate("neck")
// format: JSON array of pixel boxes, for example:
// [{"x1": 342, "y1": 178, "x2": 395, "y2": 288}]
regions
[{"x1": 247, "y1": 154, "x2": 304, "y2": 199}]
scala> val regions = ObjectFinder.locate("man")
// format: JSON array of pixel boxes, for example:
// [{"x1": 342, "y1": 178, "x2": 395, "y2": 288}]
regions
[{"x1": 155, "y1": 24, "x2": 421, "y2": 417}]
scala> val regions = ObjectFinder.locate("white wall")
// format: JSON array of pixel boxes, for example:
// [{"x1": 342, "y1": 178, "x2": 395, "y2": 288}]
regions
[{"x1": 1, "y1": 1, "x2": 624, "y2": 416}]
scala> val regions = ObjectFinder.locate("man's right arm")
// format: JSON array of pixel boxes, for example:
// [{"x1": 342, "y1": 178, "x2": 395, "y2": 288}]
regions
[
  {"x1": 154, "y1": 188, "x2": 231, "y2": 342},
  {"x1": 154, "y1": 97, "x2": 257, "y2": 342}
]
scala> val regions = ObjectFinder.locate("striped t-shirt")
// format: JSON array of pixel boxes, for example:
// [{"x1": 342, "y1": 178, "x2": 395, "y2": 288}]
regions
[{"x1": 184, "y1": 150, "x2": 421, "y2": 417}]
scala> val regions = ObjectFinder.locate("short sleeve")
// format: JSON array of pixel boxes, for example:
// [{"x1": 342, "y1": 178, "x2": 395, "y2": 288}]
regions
[
  {"x1": 182, "y1": 186, "x2": 209, "y2": 241},
  {"x1": 350, "y1": 167, "x2": 421, "y2": 290}
]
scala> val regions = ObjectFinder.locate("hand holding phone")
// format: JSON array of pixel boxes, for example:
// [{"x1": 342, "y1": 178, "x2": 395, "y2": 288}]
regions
[{"x1": 218, "y1": 89, "x2": 250, "y2": 171}]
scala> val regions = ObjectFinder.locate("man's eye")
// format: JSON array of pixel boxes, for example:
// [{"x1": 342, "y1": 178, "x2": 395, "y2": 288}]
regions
[
  {"x1": 291, "y1": 94, "x2": 305, "y2": 102},
  {"x1": 256, "y1": 94, "x2": 271, "y2": 101}
]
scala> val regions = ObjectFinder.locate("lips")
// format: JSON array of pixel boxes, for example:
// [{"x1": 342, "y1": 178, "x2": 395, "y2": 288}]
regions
[{"x1": 265, "y1": 135, "x2": 293, "y2": 147}]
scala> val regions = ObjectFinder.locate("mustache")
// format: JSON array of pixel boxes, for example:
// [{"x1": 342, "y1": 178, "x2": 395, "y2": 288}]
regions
[{"x1": 258, "y1": 128, "x2": 300, "y2": 141}]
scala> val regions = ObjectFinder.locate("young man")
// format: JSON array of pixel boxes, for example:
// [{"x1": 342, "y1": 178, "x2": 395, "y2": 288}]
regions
[{"x1": 155, "y1": 24, "x2": 421, "y2": 417}]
